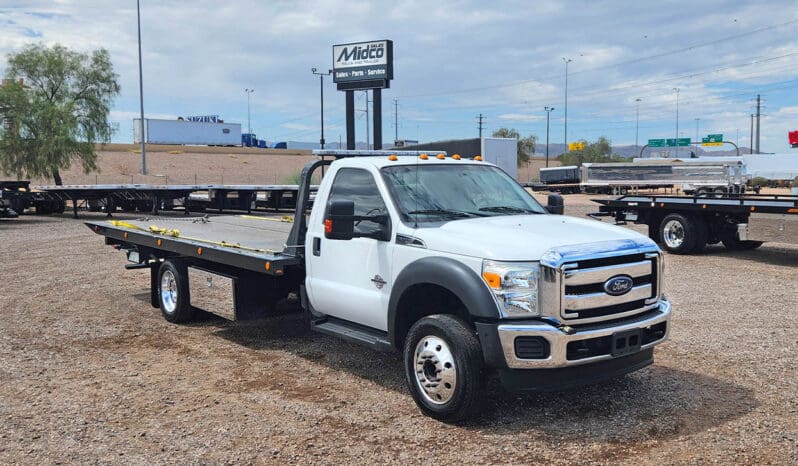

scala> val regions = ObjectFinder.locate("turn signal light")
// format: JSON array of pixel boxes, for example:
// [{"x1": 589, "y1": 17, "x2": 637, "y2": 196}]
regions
[
  {"x1": 482, "y1": 271, "x2": 501, "y2": 289},
  {"x1": 197, "y1": 247, "x2": 203, "y2": 255},
  {"x1": 324, "y1": 219, "x2": 333, "y2": 233},
  {"x1": 264, "y1": 262, "x2": 271, "y2": 271}
]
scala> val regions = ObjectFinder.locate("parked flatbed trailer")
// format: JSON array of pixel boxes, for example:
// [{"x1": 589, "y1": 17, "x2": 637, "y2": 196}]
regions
[
  {"x1": 593, "y1": 193, "x2": 798, "y2": 254},
  {"x1": 38, "y1": 184, "x2": 311, "y2": 218},
  {"x1": 1, "y1": 180, "x2": 65, "y2": 216}
]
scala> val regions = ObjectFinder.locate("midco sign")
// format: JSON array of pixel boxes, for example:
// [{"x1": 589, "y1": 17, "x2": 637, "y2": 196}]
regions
[{"x1": 332, "y1": 40, "x2": 393, "y2": 89}]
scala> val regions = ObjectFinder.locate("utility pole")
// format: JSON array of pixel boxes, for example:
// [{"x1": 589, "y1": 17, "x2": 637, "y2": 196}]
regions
[
  {"x1": 311, "y1": 68, "x2": 332, "y2": 149},
  {"x1": 755, "y1": 94, "x2": 761, "y2": 154},
  {"x1": 673, "y1": 87, "x2": 680, "y2": 157},
  {"x1": 365, "y1": 91, "x2": 370, "y2": 149},
  {"x1": 545, "y1": 106, "x2": 555, "y2": 168},
  {"x1": 563, "y1": 57, "x2": 572, "y2": 148},
  {"x1": 750, "y1": 113, "x2": 754, "y2": 154},
  {"x1": 477, "y1": 113, "x2": 484, "y2": 138},
  {"x1": 635, "y1": 98, "x2": 641, "y2": 148},
  {"x1": 393, "y1": 99, "x2": 398, "y2": 144},
  {"x1": 136, "y1": 0, "x2": 146, "y2": 175}
]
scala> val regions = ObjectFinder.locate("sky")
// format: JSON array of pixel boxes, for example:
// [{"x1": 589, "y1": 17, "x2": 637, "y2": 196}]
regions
[{"x1": 1, "y1": 0, "x2": 797, "y2": 153}]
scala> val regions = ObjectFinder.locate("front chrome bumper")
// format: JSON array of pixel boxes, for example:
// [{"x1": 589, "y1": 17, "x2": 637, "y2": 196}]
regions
[{"x1": 496, "y1": 299, "x2": 671, "y2": 369}]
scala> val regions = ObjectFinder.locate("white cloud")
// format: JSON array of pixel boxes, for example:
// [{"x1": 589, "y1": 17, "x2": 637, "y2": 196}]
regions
[{"x1": 0, "y1": 1, "x2": 796, "y2": 150}]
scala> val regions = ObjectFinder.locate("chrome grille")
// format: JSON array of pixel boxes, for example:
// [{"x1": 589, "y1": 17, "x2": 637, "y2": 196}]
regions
[{"x1": 560, "y1": 253, "x2": 659, "y2": 323}]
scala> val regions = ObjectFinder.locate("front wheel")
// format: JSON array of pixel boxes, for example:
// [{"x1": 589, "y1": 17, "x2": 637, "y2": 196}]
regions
[{"x1": 403, "y1": 315, "x2": 484, "y2": 422}]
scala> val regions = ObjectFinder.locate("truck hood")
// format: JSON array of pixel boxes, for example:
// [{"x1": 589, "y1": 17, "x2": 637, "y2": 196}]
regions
[{"x1": 410, "y1": 214, "x2": 651, "y2": 261}]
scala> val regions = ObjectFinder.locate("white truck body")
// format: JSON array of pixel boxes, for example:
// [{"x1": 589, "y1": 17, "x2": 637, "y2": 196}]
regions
[{"x1": 89, "y1": 151, "x2": 671, "y2": 421}]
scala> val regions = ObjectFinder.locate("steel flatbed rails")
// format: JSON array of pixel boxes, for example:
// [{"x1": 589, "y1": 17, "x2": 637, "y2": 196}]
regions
[{"x1": 593, "y1": 193, "x2": 798, "y2": 254}]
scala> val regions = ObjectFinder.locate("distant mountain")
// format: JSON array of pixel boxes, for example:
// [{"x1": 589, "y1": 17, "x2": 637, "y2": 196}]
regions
[{"x1": 530, "y1": 144, "x2": 753, "y2": 160}]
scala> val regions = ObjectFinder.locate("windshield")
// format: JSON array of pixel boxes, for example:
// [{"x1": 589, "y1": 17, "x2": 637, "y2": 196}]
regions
[{"x1": 381, "y1": 164, "x2": 546, "y2": 224}]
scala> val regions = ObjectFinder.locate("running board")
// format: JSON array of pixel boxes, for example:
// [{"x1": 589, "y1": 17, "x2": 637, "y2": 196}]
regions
[{"x1": 311, "y1": 317, "x2": 393, "y2": 352}]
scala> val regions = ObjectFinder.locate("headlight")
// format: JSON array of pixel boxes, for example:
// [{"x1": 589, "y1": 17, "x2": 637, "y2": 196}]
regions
[{"x1": 482, "y1": 260, "x2": 540, "y2": 318}]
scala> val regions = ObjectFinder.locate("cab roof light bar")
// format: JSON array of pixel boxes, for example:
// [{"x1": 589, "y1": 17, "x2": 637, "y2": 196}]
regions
[{"x1": 313, "y1": 150, "x2": 447, "y2": 159}]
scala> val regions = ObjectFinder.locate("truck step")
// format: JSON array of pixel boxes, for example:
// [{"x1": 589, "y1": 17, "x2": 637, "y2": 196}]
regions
[{"x1": 311, "y1": 317, "x2": 393, "y2": 352}]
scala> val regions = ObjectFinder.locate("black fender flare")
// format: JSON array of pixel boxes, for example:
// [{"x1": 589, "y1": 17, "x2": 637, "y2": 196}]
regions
[{"x1": 388, "y1": 256, "x2": 499, "y2": 345}]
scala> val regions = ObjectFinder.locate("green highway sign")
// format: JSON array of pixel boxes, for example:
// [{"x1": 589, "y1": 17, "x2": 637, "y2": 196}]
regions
[
  {"x1": 666, "y1": 138, "x2": 691, "y2": 147},
  {"x1": 705, "y1": 134, "x2": 723, "y2": 143},
  {"x1": 648, "y1": 139, "x2": 666, "y2": 147}
]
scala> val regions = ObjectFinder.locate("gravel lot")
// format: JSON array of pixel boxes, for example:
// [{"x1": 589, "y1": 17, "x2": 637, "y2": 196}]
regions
[{"x1": 1, "y1": 193, "x2": 796, "y2": 464}]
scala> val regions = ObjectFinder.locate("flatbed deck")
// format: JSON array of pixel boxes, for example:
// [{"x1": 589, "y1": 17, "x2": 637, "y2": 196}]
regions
[
  {"x1": 86, "y1": 213, "x2": 300, "y2": 275},
  {"x1": 594, "y1": 193, "x2": 798, "y2": 215}
]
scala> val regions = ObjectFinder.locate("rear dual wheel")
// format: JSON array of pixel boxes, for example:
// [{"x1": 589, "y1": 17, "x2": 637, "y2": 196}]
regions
[{"x1": 659, "y1": 213, "x2": 707, "y2": 254}]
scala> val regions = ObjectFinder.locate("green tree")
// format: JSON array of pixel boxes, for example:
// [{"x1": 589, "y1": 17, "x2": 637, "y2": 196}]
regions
[
  {"x1": 0, "y1": 43, "x2": 120, "y2": 185},
  {"x1": 492, "y1": 127, "x2": 537, "y2": 166},
  {"x1": 558, "y1": 136, "x2": 625, "y2": 166}
]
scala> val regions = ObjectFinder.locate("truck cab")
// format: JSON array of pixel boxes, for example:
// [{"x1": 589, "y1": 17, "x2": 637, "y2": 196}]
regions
[{"x1": 302, "y1": 153, "x2": 670, "y2": 420}]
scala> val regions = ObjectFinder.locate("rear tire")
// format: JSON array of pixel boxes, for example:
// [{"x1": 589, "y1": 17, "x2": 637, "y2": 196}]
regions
[
  {"x1": 404, "y1": 315, "x2": 483, "y2": 422},
  {"x1": 659, "y1": 213, "x2": 706, "y2": 254},
  {"x1": 158, "y1": 260, "x2": 195, "y2": 323}
]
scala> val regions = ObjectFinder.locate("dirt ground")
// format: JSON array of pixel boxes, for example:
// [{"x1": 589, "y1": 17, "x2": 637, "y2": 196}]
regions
[{"x1": 1, "y1": 171, "x2": 797, "y2": 463}]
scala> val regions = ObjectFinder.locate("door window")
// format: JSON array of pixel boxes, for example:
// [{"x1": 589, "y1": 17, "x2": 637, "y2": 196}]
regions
[{"x1": 327, "y1": 168, "x2": 388, "y2": 235}]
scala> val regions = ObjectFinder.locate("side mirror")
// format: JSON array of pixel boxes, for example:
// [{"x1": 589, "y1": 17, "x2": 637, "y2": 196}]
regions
[
  {"x1": 546, "y1": 194, "x2": 564, "y2": 215},
  {"x1": 325, "y1": 200, "x2": 355, "y2": 240}
]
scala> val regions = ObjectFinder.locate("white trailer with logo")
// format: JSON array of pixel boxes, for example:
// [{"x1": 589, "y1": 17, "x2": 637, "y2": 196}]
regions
[{"x1": 134, "y1": 118, "x2": 242, "y2": 146}]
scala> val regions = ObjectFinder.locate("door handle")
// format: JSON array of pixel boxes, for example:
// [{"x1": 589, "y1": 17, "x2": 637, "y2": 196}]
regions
[
  {"x1": 313, "y1": 237, "x2": 321, "y2": 256},
  {"x1": 371, "y1": 275, "x2": 387, "y2": 289}
]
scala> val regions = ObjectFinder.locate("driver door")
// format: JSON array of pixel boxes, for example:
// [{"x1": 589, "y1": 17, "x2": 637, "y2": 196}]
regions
[{"x1": 305, "y1": 168, "x2": 393, "y2": 332}]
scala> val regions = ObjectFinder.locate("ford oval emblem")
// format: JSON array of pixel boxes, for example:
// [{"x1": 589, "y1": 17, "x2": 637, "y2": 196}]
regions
[{"x1": 604, "y1": 275, "x2": 634, "y2": 296}]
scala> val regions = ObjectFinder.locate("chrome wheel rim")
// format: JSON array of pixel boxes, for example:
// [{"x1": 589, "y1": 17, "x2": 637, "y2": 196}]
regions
[
  {"x1": 413, "y1": 336, "x2": 457, "y2": 405},
  {"x1": 160, "y1": 270, "x2": 178, "y2": 314},
  {"x1": 663, "y1": 219, "x2": 685, "y2": 249}
]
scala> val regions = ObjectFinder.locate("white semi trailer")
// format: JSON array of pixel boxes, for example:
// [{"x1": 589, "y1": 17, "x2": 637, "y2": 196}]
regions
[{"x1": 134, "y1": 118, "x2": 242, "y2": 146}]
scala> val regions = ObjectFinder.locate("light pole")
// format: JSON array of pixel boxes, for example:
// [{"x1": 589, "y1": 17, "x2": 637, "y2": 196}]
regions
[
  {"x1": 562, "y1": 57, "x2": 572, "y2": 148},
  {"x1": 673, "y1": 87, "x2": 680, "y2": 157},
  {"x1": 545, "y1": 106, "x2": 555, "y2": 168},
  {"x1": 635, "y1": 98, "x2": 642, "y2": 149},
  {"x1": 136, "y1": 0, "x2": 146, "y2": 175},
  {"x1": 312, "y1": 68, "x2": 331, "y2": 149},
  {"x1": 244, "y1": 88, "x2": 254, "y2": 137},
  {"x1": 694, "y1": 117, "x2": 700, "y2": 149}
]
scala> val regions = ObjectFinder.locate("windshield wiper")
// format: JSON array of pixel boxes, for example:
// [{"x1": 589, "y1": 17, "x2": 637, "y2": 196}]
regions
[
  {"x1": 407, "y1": 209, "x2": 483, "y2": 218},
  {"x1": 478, "y1": 206, "x2": 542, "y2": 214}
]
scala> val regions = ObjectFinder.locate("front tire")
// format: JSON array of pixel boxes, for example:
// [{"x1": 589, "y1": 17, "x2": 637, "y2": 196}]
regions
[
  {"x1": 403, "y1": 315, "x2": 483, "y2": 422},
  {"x1": 158, "y1": 260, "x2": 195, "y2": 323}
]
